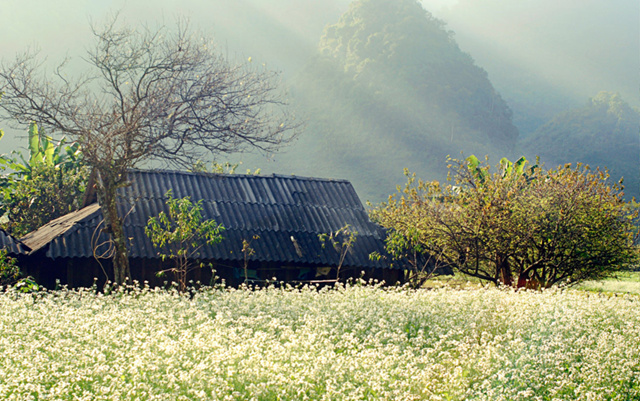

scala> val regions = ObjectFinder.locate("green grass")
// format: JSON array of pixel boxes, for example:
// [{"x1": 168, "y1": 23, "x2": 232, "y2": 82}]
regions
[
  {"x1": 422, "y1": 273, "x2": 486, "y2": 290},
  {"x1": 575, "y1": 271, "x2": 640, "y2": 295},
  {"x1": 425, "y1": 271, "x2": 640, "y2": 295}
]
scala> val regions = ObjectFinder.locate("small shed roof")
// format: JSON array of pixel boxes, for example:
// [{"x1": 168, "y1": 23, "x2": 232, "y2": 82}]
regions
[
  {"x1": 20, "y1": 203, "x2": 101, "y2": 254},
  {"x1": 0, "y1": 229, "x2": 28, "y2": 255},
  {"x1": 21, "y1": 170, "x2": 394, "y2": 270}
]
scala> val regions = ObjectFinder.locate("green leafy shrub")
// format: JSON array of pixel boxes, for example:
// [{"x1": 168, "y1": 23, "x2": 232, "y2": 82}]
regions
[
  {"x1": 0, "y1": 249, "x2": 41, "y2": 292},
  {"x1": 146, "y1": 190, "x2": 225, "y2": 292},
  {"x1": 0, "y1": 122, "x2": 88, "y2": 236},
  {"x1": 0, "y1": 249, "x2": 20, "y2": 287}
]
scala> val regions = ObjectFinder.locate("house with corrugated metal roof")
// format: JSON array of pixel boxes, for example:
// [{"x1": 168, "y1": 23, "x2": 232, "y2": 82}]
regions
[{"x1": 17, "y1": 169, "x2": 406, "y2": 288}]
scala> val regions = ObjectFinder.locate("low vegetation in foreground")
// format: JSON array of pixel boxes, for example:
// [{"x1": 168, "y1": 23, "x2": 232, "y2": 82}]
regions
[
  {"x1": 1, "y1": 283, "x2": 639, "y2": 400},
  {"x1": 576, "y1": 271, "x2": 640, "y2": 295}
]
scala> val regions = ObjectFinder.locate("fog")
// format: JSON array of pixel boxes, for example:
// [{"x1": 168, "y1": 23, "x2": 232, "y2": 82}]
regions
[
  {"x1": 438, "y1": 0, "x2": 639, "y2": 135},
  {"x1": 440, "y1": 0, "x2": 638, "y2": 104},
  {"x1": 1, "y1": 0, "x2": 637, "y2": 162}
]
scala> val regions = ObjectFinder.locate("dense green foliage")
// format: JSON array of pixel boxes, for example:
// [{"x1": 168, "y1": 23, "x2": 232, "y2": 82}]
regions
[
  {"x1": 371, "y1": 156, "x2": 639, "y2": 288},
  {"x1": 0, "y1": 249, "x2": 20, "y2": 287},
  {"x1": 146, "y1": 190, "x2": 225, "y2": 292},
  {"x1": 523, "y1": 91, "x2": 640, "y2": 200},
  {"x1": 0, "y1": 122, "x2": 88, "y2": 237}
]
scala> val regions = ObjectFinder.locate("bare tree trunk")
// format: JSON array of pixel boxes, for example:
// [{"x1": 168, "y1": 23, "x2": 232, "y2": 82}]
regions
[{"x1": 96, "y1": 170, "x2": 131, "y2": 285}]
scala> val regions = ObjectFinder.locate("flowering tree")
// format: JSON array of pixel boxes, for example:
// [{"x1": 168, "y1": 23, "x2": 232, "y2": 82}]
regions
[{"x1": 371, "y1": 156, "x2": 639, "y2": 288}]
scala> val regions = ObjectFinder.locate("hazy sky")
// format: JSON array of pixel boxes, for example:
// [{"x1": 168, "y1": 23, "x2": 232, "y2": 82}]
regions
[
  {"x1": 440, "y1": 0, "x2": 639, "y2": 108},
  {"x1": 1, "y1": 0, "x2": 634, "y2": 85},
  {"x1": 0, "y1": 0, "x2": 636, "y2": 151},
  {"x1": 0, "y1": 0, "x2": 456, "y2": 61}
]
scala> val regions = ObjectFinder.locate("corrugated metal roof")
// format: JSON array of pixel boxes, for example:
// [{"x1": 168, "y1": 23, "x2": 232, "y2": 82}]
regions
[
  {"x1": 0, "y1": 229, "x2": 28, "y2": 255},
  {"x1": 23, "y1": 170, "x2": 394, "y2": 269}
]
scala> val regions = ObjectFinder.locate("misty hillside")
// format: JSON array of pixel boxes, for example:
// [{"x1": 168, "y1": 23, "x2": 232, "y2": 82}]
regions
[
  {"x1": 522, "y1": 92, "x2": 640, "y2": 200},
  {"x1": 240, "y1": 0, "x2": 519, "y2": 202},
  {"x1": 438, "y1": 0, "x2": 639, "y2": 137},
  {"x1": 1, "y1": 0, "x2": 637, "y2": 204}
]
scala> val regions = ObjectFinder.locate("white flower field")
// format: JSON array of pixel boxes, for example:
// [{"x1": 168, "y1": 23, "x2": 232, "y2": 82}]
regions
[{"x1": 1, "y1": 283, "x2": 639, "y2": 400}]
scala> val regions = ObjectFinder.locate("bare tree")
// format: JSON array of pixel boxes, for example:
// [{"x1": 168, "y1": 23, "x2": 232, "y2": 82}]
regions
[{"x1": 0, "y1": 18, "x2": 298, "y2": 284}]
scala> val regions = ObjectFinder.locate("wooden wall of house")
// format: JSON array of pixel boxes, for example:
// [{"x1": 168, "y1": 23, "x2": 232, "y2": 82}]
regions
[
  {"x1": 340, "y1": 266, "x2": 405, "y2": 286},
  {"x1": 19, "y1": 256, "x2": 111, "y2": 290},
  {"x1": 19, "y1": 254, "x2": 406, "y2": 290}
]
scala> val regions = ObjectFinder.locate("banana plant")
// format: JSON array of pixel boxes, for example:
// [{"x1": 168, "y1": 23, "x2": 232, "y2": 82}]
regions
[
  {"x1": 499, "y1": 156, "x2": 539, "y2": 182},
  {"x1": 466, "y1": 154, "x2": 488, "y2": 184},
  {"x1": 0, "y1": 122, "x2": 85, "y2": 219},
  {"x1": 0, "y1": 122, "x2": 83, "y2": 181},
  {"x1": 466, "y1": 154, "x2": 538, "y2": 186}
]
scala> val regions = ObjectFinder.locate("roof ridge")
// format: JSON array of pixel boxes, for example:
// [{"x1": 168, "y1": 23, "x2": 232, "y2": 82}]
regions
[
  {"x1": 118, "y1": 195, "x2": 364, "y2": 209},
  {"x1": 126, "y1": 168, "x2": 351, "y2": 184}
]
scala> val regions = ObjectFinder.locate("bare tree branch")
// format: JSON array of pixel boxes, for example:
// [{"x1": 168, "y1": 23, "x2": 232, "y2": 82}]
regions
[{"x1": 0, "y1": 16, "x2": 300, "y2": 284}]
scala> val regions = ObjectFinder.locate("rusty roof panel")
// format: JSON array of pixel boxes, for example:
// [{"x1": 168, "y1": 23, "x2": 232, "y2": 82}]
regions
[{"x1": 20, "y1": 203, "x2": 102, "y2": 254}]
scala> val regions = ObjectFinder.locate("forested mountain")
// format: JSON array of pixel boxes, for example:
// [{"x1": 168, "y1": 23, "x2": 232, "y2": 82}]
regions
[
  {"x1": 314, "y1": 0, "x2": 518, "y2": 150},
  {"x1": 241, "y1": 0, "x2": 519, "y2": 202},
  {"x1": 522, "y1": 92, "x2": 639, "y2": 200}
]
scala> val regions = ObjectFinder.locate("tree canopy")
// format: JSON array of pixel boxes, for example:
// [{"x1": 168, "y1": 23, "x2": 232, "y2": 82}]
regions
[{"x1": 370, "y1": 156, "x2": 639, "y2": 288}]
